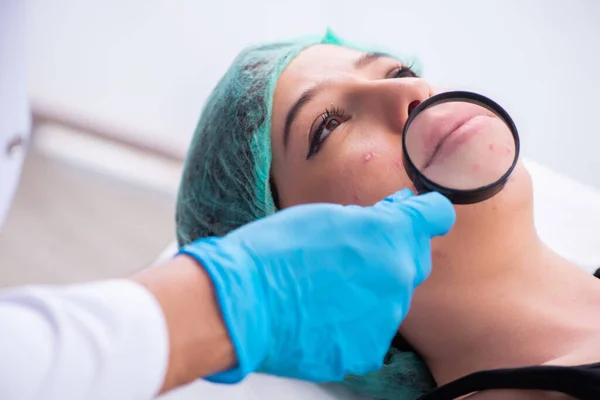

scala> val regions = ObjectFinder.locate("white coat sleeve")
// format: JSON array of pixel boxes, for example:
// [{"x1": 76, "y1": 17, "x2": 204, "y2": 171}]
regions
[{"x1": 0, "y1": 280, "x2": 169, "y2": 400}]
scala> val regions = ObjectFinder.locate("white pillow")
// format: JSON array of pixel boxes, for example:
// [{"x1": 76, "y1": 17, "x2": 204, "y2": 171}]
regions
[
  {"x1": 155, "y1": 158, "x2": 600, "y2": 400},
  {"x1": 525, "y1": 159, "x2": 600, "y2": 273}
]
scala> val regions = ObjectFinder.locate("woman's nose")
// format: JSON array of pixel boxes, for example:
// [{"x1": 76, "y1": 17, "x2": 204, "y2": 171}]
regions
[{"x1": 357, "y1": 78, "x2": 432, "y2": 132}]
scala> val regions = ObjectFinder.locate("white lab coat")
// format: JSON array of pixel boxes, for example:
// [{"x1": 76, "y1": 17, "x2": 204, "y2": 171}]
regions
[
  {"x1": 0, "y1": 2, "x2": 170, "y2": 399},
  {"x1": 0, "y1": 281, "x2": 169, "y2": 400}
]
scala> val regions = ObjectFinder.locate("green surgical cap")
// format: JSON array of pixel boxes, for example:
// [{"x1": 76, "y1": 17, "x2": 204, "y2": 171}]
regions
[{"x1": 175, "y1": 29, "x2": 433, "y2": 399}]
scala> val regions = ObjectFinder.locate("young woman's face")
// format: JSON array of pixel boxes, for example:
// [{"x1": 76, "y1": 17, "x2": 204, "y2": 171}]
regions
[
  {"x1": 271, "y1": 44, "x2": 427, "y2": 207},
  {"x1": 270, "y1": 44, "x2": 532, "y2": 248}
]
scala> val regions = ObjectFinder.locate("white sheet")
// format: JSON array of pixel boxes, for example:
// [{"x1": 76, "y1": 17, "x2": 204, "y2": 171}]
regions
[
  {"x1": 156, "y1": 158, "x2": 600, "y2": 400},
  {"x1": 526, "y1": 159, "x2": 600, "y2": 273}
]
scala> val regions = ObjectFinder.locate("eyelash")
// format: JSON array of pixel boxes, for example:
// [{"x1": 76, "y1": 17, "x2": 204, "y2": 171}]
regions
[
  {"x1": 307, "y1": 107, "x2": 347, "y2": 159},
  {"x1": 306, "y1": 64, "x2": 418, "y2": 160},
  {"x1": 390, "y1": 64, "x2": 418, "y2": 79}
]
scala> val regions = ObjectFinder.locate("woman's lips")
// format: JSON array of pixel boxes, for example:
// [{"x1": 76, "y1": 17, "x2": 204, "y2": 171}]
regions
[
  {"x1": 424, "y1": 115, "x2": 495, "y2": 168},
  {"x1": 415, "y1": 105, "x2": 495, "y2": 169}
]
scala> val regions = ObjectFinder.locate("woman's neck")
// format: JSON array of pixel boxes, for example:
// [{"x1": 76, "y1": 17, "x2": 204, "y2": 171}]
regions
[{"x1": 400, "y1": 226, "x2": 600, "y2": 386}]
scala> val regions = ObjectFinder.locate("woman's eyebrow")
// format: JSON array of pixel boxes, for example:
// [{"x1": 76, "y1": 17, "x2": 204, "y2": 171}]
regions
[{"x1": 283, "y1": 82, "x2": 329, "y2": 150}]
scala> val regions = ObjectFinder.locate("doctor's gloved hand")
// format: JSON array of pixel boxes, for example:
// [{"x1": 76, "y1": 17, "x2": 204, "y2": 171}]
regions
[{"x1": 178, "y1": 189, "x2": 455, "y2": 384}]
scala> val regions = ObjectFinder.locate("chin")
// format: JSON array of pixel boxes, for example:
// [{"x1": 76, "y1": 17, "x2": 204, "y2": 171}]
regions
[
  {"x1": 428, "y1": 161, "x2": 533, "y2": 260},
  {"x1": 452, "y1": 160, "x2": 532, "y2": 219}
]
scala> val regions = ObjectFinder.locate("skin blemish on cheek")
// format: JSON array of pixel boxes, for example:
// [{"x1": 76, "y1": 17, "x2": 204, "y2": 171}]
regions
[
  {"x1": 504, "y1": 146, "x2": 512, "y2": 154},
  {"x1": 472, "y1": 163, "x2": 480, "y2": 172},
  {"x1": 489, "y1": 144, "x2": 495, "y2": 151},
  {"x1": 364, "y1": 152, "x2": 373, "y2": 162}
]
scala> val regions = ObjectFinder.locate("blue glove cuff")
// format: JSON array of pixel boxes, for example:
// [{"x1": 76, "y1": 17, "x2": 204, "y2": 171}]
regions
[{"x1": 178, "y1": 237, "x2": 270, "y2": 384}]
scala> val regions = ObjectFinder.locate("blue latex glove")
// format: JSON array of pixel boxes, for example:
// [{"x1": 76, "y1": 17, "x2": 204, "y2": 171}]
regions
[{"x1": 178, "y1": 189, "x2": 455, "y2": 384}]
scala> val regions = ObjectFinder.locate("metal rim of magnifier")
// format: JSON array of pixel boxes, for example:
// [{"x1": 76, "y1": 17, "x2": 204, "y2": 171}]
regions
[{"x1": 401, "y1": 90, "x2": 521, "y2": 205}]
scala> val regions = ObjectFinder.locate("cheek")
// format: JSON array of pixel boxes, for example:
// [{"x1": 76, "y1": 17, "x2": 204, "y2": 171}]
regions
[
  {"x1": 273, "y1": 140, "x2": 416, "y2": 208},
  {"x1": 348, "y1": 150, "x2": 415, "y2": 205}
]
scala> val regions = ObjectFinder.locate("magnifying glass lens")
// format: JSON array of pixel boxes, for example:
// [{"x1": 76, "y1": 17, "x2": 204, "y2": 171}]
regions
[{"x1": 402, "y1": 92, "x2": 519, "y2": 204}]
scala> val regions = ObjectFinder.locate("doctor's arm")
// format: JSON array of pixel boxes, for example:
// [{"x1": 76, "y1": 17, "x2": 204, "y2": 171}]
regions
[
  {"x1": 0, "y1": 190, "x2": 454, "y2": 400},
  {"x1": 0, "y1": 255, "x2": 232, "y2": 400},
  {"x1": 135, "y1": 255, "x2": 236, "y2": 393}
]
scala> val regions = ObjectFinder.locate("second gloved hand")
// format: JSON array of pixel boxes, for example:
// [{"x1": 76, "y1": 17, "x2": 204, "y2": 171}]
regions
[{"x1": 178, "y1": 189, "x2": 455, "y2": 384}]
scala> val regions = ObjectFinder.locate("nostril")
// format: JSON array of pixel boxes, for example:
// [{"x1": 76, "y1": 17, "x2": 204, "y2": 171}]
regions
[{"x1": 408, "y1": 100, "x2": 420, "y2": 116}]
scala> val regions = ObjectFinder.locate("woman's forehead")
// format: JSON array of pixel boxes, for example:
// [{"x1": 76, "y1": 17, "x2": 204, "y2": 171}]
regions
[{"x1": 284, "y1": 44, "x2": 366, "y2": 78}]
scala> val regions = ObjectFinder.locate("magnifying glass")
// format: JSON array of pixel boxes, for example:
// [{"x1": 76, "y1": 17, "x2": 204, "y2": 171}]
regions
[{"x1": 402, "y1": 91, "x2": 520, "y2": 204}]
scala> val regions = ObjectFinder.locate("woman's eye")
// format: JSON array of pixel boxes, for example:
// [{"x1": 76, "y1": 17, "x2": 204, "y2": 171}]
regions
[
  {"x1": 317, "y1": 117, "x2": 341, "y2": 143},
  {"x1": 307, "y1": 115, "x2": 345, "y2": 159},
  {"x1": 324, "y1": 118, "x2": 340, "y2": 133},
  {"x1": 390, "y1": 66, "x2": 417, "y2": 79}
]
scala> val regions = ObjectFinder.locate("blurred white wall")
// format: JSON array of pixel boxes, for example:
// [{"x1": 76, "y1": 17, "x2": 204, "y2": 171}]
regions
[{"x1": 28, "y1": 0, "x2": 600, "y2": 186}]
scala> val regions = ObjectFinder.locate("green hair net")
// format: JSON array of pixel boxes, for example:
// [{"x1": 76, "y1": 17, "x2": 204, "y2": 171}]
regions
[{"x1": 176, "y1": 29, "x2": 434, "y2": 399}]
